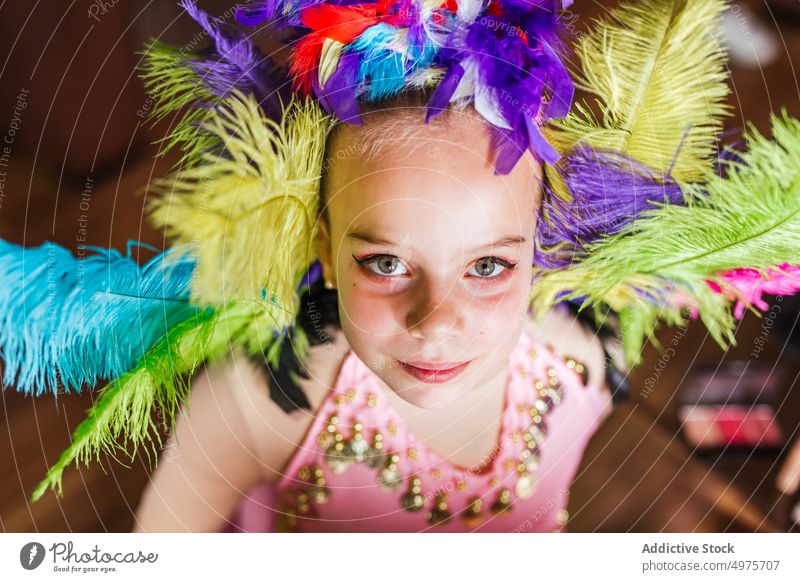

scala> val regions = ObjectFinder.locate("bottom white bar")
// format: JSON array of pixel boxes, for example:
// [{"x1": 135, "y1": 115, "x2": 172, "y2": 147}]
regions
[{"x1": 1, "y1": 533, "x2": 797, "y2": 581}]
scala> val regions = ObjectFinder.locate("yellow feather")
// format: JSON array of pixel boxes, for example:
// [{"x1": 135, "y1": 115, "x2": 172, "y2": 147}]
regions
[
  {"x1": 145, "y1": 89, "x2": 334, "y2": 330},
  {"x1": 543, "y1": 0, "x2": 732, "y2": 199}
]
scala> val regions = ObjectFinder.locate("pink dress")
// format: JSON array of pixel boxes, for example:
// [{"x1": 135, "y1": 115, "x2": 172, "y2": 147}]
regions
[{"x1": 222, "y1": 328, "x2": 609, "y2": 532}]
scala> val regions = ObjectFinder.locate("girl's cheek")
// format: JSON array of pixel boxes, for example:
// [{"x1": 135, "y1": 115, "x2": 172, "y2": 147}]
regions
[{"x1": 341, "y1": 284, "x2": 401, "y2": 335}]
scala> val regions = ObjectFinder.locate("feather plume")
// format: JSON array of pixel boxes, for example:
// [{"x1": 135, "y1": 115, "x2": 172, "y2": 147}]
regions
[
  {"x1": 136, "y1": 1, "x2": 289, "y2": 169},
  {"x1": 29, "y1": 300, "x2": 288, "y2": 502},
  {"x1": 712, "y1": 264, "x2": 800, "y2": 319},
  {"x1": 543, "y1": 0, "x2": 731, "y2": 197},
  {"x1": 0, "y1": 240, "x2": 198, "y2": 397},
  {"x1": 136, "y1": 39, "x2": 221, "y2": 169},
  {"x1": 532, "y1": 111, "x2": 800, "y2": 364},
  {"x1": 535, "y1": 145, "x2": 684, "y2": 269},
  {"x1": 146, "y1": 88, "x2": 333, "y2": 328}
]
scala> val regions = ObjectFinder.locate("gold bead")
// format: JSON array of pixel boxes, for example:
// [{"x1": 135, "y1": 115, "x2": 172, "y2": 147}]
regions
[
  {"x1": 460, "y1": 496, "x2": 483, "y2": 527},
  {"x1": 400, "y1": 476, "x2": 425, "y2": 512},
  {"x1": 515, "y1": 472, "x2": 538, "y2": 499},
  {"x1": 377, "y1": 453, "x2": 403, "y2": 492},
  {"x1": 490, "y1": 489, "x2": 512, "y2": 516},
  {"x1": 456, "y1": 480, "x2": 469, "y2": 491},
  {"x1": 343, "y1": 421, "x2": 370, "y2": 462},
  {"x1": 309, "y1": 482, "x2": 329, "y2": 504},
  {"x1": 522, "y1": 452, "x2": 540, "y2": 472},
  {"x1": 367, "y1": 394, "x2": 378, "y2": 407},
  {"x1": 378, "y1": 467, "x2": 403, "y2": 492},
  {"x1": 426, "y1": 493, "x2": 453, "y2": 526},
  {"x1": 527, "y1": 424, "x2": 546, "y2": 443},
  {"x1": 387, "y1": 422, "x2": 398, "y2": 435},
  {"x1": 334, "y1": 395, "x2": 345, "y2": 407},
  {"x1": 431, "y1": 469, "x2": 442, "y2": 479},
  {"x1": 565, "y1": 357, "x2": 587, "y2": 383},
  {"x1": 326, "y1": 415, "x2": 339, "y2": 433},
  {"x1": 407, "y1": 447, "x2": 418, "y2": 461},
  {"x1": 345, "y1": 388, "x2": 357, "y2": 402},
  {"x1": 325, "y1": 441, "x2": 352, "y2": 474},
  {"x1": 275, "y1": 503, "x2": 297, "y2": 532},
  {"x1": 556, "y1": 508, "x2": 570, "y2": 525}
]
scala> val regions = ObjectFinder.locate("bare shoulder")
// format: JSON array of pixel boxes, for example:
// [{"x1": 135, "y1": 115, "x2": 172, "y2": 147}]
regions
[
  {"x1": 524, "y1": 307, "x2": 615, "y2": 418},
  {"x1": 208, "y1": 325, "x2": 352, "y2": 482}
]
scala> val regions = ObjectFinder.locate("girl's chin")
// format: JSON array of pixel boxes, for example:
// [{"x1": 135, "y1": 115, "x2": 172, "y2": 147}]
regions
[{"x1": 389, "y1": 377, "x2": 474, "y2": 410}]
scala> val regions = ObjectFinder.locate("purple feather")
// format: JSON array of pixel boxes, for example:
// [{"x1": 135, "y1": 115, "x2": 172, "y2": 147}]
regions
[
  {"x1": 535, "y1": 146, "x2": 684, "y2": 268},
  {"x1": 234, "y1": 0, "x2": 366, "y2": 27},
  {"x1": 426, "y1": 63, "x2": 465, "y2": 123},
  {"x1": 319, "y1": 50, "x2": 363, "y2": 124},
  {"x1": 433, "y1": 6, "x2": 571, "y2": 172},
  {"x1": 179, "y1": 0, "x2": 290, "y2": 123}
]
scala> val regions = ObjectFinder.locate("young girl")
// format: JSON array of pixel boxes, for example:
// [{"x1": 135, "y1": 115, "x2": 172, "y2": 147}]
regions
[
  {"x1": 7, "y1": 0, "x2": 799, "y2": 535},
  {"x1": 131, "y1": 88, "x2": 616, "y2": 532}
]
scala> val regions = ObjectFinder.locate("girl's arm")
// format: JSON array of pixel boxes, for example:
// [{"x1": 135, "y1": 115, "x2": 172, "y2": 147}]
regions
[
  {"x1": 131, "y1": 356, "x2": 267, "y2": 532},
  {"x1": 527, "y1": 306, "x2": 616, "y2": 422}
]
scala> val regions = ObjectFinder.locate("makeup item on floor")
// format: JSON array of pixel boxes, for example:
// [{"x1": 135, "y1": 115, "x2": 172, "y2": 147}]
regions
[{"x1": 677, "y1": 362, "x2": 785, "y2": 453}]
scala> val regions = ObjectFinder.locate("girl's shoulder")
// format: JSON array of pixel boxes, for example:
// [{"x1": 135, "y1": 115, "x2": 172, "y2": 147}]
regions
[
  {"x1": 206, "y1": 324, "x2": 352, "y2": 481},
  {"x1": 523, "y1": 307, "x2": 615, "y2": 419}
]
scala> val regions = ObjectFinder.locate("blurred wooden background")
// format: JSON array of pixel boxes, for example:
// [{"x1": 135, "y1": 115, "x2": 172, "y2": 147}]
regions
[{"x1": 0, "y1": 0, "x2": 798, "y2": 532}]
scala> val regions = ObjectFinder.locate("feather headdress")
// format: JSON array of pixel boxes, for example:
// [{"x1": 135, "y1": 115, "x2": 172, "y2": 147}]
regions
[{"x1": 1, "y1": 0, "x2": 799, "y2": 503}]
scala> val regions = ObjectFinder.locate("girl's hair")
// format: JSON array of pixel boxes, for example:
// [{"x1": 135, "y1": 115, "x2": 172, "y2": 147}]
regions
[{"x1": 252, "y1": 87, "x2": 629, "y2": 413}]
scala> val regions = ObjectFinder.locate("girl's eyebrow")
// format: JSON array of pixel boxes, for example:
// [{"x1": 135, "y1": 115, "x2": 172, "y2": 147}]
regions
[{"x1": 346, "y1": 229, "x2": 526, "y2": 252}]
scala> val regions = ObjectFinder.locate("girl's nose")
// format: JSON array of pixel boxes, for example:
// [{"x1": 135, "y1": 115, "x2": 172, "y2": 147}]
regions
[{"x1": 406, "y1": 281, "x2": 467, "y2": 342}]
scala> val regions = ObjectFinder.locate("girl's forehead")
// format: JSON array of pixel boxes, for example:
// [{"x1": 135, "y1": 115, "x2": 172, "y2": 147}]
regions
[
  {"x1": 325, "y1": 126, "x2": 540, "y2": 231},
  {"x1": 327, "y1": 169, "x2": 538, "y2": 253}
]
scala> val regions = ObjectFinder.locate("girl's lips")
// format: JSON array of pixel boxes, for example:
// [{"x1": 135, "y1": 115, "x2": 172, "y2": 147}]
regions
[{"x1": 398, "y1": 360, "x2": 472, "y2": 383}]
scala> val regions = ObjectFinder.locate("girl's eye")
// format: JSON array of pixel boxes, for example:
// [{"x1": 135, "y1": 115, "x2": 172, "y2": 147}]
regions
[
  {"x1": 353, "y1": 255, "x2": 517, "y2": 280},
  {"x1": 355, "y1": 255, "x2": 409, "y2": 277},
  {"x1": 467, "y1": 257, "x2": 516, "y2": 279}
]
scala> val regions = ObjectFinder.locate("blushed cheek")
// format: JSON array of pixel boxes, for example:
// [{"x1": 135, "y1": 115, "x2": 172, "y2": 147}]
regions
[
  {"x1": 339, "y1": 284, "x2": 402, "y2": 341},
  {"x1": 475, "y1": 274, "x2": 531, "y2": 340}
]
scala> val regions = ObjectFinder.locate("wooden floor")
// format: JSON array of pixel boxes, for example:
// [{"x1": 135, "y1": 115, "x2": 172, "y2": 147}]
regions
[{"x1": 1, "y1": 1, "x2": 799, "y2": 532}]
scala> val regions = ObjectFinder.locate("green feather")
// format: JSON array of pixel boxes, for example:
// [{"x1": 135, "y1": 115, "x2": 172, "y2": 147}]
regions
[
  {"x1": 136, "y1": 39, "x2": 222, "y2": 170},
  {"x1": 30, "y1": 301, "x2": 280, "y2": 502},
  {"x1": 533, "y1": 111, "x2": 800, "y2": 365}
]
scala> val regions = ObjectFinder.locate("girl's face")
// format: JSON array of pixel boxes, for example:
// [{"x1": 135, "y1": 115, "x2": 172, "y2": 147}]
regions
[{"x1": 317, "y1": 114, "x2": 541, "y2": 410}]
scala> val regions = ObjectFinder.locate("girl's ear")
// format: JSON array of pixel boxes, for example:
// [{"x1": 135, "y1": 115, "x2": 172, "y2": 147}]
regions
[{"x1": 316, "y1": 217, "x2": 336, "y2": 287}]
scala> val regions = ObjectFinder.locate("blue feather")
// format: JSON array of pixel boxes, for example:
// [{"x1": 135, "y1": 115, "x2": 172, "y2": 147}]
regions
[
  {"x1": 350, "y1": 24, "x2": 407, "y2": 101},
  {"x1": 0, "y1": 240, "x2": 199, "y2": 398}
]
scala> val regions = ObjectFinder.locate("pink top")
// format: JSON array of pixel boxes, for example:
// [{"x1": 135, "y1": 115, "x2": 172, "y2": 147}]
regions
[{"x1": 223, "y1": 328, "x2": 609, "y2": 532}]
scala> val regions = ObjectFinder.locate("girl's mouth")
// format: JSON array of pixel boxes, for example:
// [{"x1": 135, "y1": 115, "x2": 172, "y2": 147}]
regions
[{"x1": 397, "y1": 360, "x2": 472, "y2": 383}]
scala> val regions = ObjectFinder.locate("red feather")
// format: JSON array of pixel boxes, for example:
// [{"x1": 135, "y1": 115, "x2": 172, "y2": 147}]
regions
[
  {"x1": 289, "y1": 32, "x2": 326, "y2": 95},
  {"x1": 300, "y1": 4, "x2": 380, "y2": 44}
]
